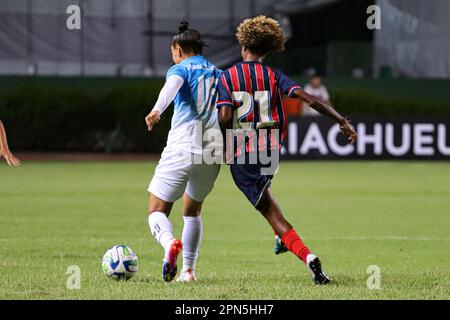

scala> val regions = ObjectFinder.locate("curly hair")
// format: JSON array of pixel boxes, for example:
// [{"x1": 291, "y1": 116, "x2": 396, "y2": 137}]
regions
[{"x1": 236, "y1": 15, "x2": 286, "y2": 56}]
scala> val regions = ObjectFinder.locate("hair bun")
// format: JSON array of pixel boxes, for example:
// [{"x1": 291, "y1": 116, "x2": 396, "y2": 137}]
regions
[{"x1": 178, "y1": 21, "x2": 189, "y2": 33}]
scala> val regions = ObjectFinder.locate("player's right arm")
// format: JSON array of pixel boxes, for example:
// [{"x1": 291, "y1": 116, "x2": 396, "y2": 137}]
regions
[
  {"x1": 0, "y1": 120, "x2": 21, "y2": 167},
  {"x1": 145, "y1": 64, "x2": 186, "y2": 132},
  {"x1": 216, "y1": 72, "x2": 234, "y2": 132}
]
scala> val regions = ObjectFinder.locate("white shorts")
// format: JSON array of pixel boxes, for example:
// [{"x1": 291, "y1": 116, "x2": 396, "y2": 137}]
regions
[{"x1": 148, "y1": 147, "x2": 220, "y2": 203}]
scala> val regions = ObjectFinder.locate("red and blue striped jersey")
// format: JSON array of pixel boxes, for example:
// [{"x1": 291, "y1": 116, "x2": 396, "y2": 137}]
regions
[{"x1": 217, "y1": 61, "x2": 301, "y2": 144}]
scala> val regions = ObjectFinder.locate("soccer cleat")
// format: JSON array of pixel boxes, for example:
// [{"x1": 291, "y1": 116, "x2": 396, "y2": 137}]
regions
[
  {"x1": 176, "y1": 268, "x2": 197, "y2": 282},
  {"x1": 162, "y1": 239, "x2": 182, "y2": 282},
  {"x1": 274, "y1": 235, "x2": 288, "y2": 255},
  {"x1": 306, "y1": 254, "x2": 331, "y2": 285}
]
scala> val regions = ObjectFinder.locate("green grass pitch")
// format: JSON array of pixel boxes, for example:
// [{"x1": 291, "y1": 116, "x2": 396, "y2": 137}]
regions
[{"x1": 0, "y1": 161, "x2": 449, "y2": 299}]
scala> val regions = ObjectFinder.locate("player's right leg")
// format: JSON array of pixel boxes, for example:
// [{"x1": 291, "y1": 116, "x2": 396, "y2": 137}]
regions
[
  {"x1": 147, "y1": 147, "x2": 188, "y2": 282},
  {"x1": 177, "y1": 194, "x2": 203, "y2": 282},
  {"x1": 256, "y1": 188, "x2": 330, "y2": 285},
  {"x1": 176, "y1": 162, "x2": 220, "y2": 282},
  {"x1": 230, "y1": 163, "x2": 330, "y2": 285}
]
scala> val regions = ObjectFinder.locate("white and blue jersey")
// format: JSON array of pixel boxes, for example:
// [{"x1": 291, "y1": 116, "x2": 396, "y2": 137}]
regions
[
  {"x1": 148, "y1": 55, "x2": 222, "y2": 203},
  {"x1": 165, "y1": 55, "x2": 222, "y2": 153}
]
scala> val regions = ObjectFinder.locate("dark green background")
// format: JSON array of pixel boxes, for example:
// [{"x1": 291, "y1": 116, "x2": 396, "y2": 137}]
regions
[{"x1": 1, "y1": 76, "x2": 449, "y2": 152}]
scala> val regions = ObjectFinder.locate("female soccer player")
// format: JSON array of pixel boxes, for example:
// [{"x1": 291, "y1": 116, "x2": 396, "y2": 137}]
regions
[
  {"x1": 144, "y1": 21, "x2": 222, "y2": 282},
  {"x1": 217, "y1": 16, "x2": 357, "y2": 284},
  {"x1": 0, "y1": 120, "x2": 21, "y2": 167}
]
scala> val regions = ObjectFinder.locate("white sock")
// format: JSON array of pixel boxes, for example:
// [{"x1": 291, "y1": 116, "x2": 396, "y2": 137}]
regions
[
  {"x1": 181, "y1": 215, "x2": 203, "y2": 272},
  {"x1": 148, "y1": 211, "x2": 174, "y2": 256},
  {"x1": 306, "y1": 253, "x2": 317, "y2": 265}
]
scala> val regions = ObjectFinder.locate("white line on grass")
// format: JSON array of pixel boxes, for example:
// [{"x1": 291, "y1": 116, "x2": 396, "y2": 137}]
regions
[{"x1": 294, "y1": 236, "x2": 450, "y2": 241}]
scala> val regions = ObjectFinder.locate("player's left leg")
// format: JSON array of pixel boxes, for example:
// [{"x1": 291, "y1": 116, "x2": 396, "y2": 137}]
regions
[
  {"x1": 274, "y1": 233, "x2": 288, "y2": 255},
  {"x1": 147, "y1": 193, "x2": 183, "y2": 282},
  {"x1": 177, "y1": 194, "x2": 203, "y2": 282}
]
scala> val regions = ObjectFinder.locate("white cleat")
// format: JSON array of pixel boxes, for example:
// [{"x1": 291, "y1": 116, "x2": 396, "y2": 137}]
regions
[{"x1": 176, "y1": 268, "x2": 197, "y2": 282}]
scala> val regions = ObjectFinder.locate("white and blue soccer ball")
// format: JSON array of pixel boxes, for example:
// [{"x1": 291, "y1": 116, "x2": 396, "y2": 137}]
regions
[{"x1": 102, "y1": 245, "x2": 139, "y2": 280}]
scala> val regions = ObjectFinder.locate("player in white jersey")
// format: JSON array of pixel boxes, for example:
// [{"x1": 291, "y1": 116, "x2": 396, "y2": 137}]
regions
[{"x1": 144, "y1": 21, "x2": 222, "y2": 282}]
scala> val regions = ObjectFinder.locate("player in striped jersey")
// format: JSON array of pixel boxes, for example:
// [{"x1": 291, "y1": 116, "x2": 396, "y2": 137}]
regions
[{"x1": 217, "y1": 16, "x2": 357, "y2": 284}]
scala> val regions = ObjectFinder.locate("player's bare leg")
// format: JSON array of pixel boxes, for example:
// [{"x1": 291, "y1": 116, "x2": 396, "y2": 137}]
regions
[
  {"x1": 256, "y1": 188, "x2": 330, "y2": 285},
  {"x1": 148, "y1": 193, "x2": 174, "y2": 215},
  {"x1": 147, "y1": 193, "x2": 182, "y2": 282},
  {"x1": 256, "y1": 188, "x2": 292, "y2": 236},
  {"x1": 176, "y1": 193, "x2": 203, "y2": 282}
]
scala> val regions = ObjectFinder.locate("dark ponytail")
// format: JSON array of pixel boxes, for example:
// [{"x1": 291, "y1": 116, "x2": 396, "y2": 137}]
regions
[{"x1": 172, "y1": 21, "x2": 206, "y2": 55}]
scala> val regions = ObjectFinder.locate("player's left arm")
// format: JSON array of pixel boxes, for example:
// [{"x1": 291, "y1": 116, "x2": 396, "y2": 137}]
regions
[
  {"x1": 0, "y1": 120, "x2": 21, "y2": 167},
  {"x1": 291, "y1": 89, "x2": 356, "y2": 144},
  {"x1": 276, "y1": 70, "x2": 356, "y2": 144}
]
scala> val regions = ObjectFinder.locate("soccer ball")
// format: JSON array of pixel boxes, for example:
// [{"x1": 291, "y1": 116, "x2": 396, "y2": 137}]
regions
[{"x1": 102, "y1": 245, "x2": 139, "y2": 280}]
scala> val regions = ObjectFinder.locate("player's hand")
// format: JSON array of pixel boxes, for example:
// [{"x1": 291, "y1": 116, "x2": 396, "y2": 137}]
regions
[
  {"x1": 339, "y1": 118, "x2": 357, "y2": 144},
  {"x1": 0, "y1": 149, "x2": 21, "y2": 167},
  {"x1": 145, "y1": 110, "x2": 161, "y2": 132}
]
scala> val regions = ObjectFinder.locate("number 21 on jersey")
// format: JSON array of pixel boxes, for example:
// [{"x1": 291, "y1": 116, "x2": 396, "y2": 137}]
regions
[{"x1": 232, "y1": 91, "x2": 276, "y2": 130}]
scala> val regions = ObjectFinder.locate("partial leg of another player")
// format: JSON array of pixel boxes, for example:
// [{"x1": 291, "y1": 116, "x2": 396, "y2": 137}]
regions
[
  {"x1": 256, "y1": 188, "x2": 331, "y2": 285},
  {"x1": 176, "y1": 193, "x2": 203, "y2": 282},
  {"x1": 147, "y1": 193, "x2": 183, "y2": 282},
  {"x1": 274, "y1": 233, "x2": 288, "y2": 255}
]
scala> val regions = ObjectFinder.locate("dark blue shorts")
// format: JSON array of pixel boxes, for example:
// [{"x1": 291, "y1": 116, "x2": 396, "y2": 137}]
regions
[{"x1": 230, "y1": 163, "x2": 273, "y2": 207}]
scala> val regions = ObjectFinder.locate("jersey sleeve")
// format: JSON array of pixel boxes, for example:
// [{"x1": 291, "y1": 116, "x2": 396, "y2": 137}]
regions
[
  {"x1": 166, "y1": 64, "x2": 187, "y2": 81},
  {"x1": 152, "y1": 75, "x2": 184, "y2": 115},
  {"x1": 276, "y1": 70, "x2": 302, "y2": 97},
  {"x1": 216, "y1": 72, "x2": 233, "y2": 109}
]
